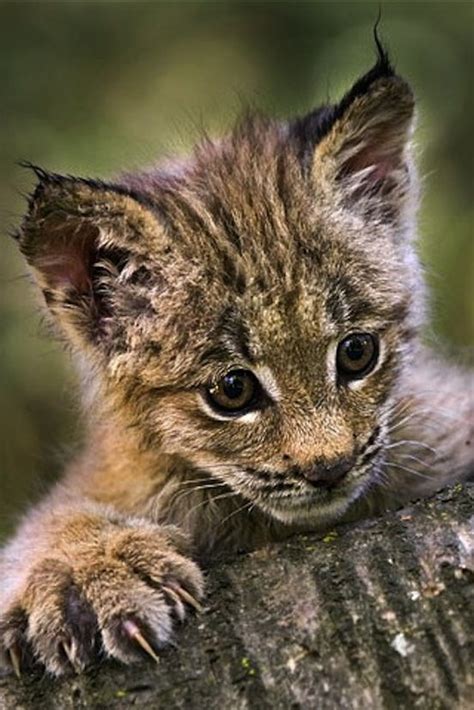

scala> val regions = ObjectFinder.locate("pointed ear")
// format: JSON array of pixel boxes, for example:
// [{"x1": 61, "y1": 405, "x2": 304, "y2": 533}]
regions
[
  {"x1": 17, "y1": 167, "x2": 161, "y2": 350},
  {"x1": 309, "y1": 54, "x2": 415, "y2": 217}
]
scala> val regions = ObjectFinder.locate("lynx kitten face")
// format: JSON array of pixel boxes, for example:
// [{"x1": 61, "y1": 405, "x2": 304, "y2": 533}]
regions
[{"x1": 20, "y1": 49, "x2": 419, "y2": 526}]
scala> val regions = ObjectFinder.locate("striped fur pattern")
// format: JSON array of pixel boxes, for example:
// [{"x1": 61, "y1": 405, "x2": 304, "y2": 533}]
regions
[{"x1": 1, "y1": 47, "x2": 472, "y2": 677}]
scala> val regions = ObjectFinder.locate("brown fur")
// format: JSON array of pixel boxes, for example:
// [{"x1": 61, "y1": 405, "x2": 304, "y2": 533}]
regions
[{"x1": 1, "y1": 56, "x2": 473, "y2": 677}]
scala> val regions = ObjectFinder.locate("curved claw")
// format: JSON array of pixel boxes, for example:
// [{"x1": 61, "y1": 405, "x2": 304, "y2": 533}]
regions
[
  {"x1": 162, "y1": 585, "x2": 186, "y2": 622},
  {"x1": 122, "y1": 619, "x2": 159, "y2": 664},
  {"x1": 60, "y1": 640, "x2": 83, "y2": 674},
  {"x1": 166, "y1": 583, "x2": 203, "y2": 613},
  {"x1": 8, "y1": 645, "x2": 21, "y2": 679}
]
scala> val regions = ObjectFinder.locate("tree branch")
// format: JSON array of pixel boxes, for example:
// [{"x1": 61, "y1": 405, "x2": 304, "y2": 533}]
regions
[{"x1": 1, "y1": 483, "x2": 473, "y2": 709}]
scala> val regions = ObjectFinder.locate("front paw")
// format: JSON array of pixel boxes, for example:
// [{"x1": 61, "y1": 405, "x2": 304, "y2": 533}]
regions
[{"x1": 0, "y1": 520, "x2": 204, "y2": 676}]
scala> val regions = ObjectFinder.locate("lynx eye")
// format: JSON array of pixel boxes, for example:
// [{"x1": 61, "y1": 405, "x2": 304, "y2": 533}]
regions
[
  {"x1": 336, "y1": 333, "x2": 379, "y2": 380},
  {"x1": 206, "y1": 369, "x2": 261, "y2": 415}
]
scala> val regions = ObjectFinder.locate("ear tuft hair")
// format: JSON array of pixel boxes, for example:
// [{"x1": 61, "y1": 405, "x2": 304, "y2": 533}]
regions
[
  {"x1": 290, "y1": 28, "x2": 396, "y2": 156},
  {"x1": 18, "y1": 161, "x2": 156, "y2": 214},
  {"x1": 291, "y1": 30, "x2": 415, "y2": 219}
]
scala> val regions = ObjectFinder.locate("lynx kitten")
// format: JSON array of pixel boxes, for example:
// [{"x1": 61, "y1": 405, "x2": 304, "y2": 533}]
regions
[{"x1": 1, "y1": 45, "x2": 472, "y2": 677}]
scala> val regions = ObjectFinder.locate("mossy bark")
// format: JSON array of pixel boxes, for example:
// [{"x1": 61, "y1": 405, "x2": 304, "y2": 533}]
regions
[{"x1": 1, "y1": 483, "x2": 473, "y2": 710}]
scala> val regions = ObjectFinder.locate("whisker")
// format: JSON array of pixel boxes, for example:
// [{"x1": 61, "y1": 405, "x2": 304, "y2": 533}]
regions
[
  {"x1": 387, "y1": 411, "x2": 423, "y2": 434},
  {"x1": 385, "y1": 394, "x2": 469, "y2": 423},
  {"x1": 385, "y1": 439, "x2": 437, "y2": 455},
  {"x1": 395, "y1": 452, "x2": 435, "y2": 469},
  {"x1": 381, "y1": 461, "x2": 433, "y2": 481},
  {"x1": 215, "y1": 499, "x2": 254, "y2": 531},
  {"x1": 190, "y1": 468, "x2": 225, "y2": 472},
  {"x1": 173, "y1": 478, "x2": 226, "y2": 487},
  {"x1": 385, "y1": 398, "x2": 416, "y2": 420},
  {"x1": 169, "y1": 482, "x2": 229, "y2": 508},
  {"x1": 388, "y1": 403, "x2": 466, "y2": 428},
  {"x1": 387, "y1": 407, "x2": 440, "y2": 432},
  {"x1": 172, "y1": 484, "x2": 227, "y2": 500},
  {"x1": 182, "y1": 490, "x2": 238, "y2": 523}
]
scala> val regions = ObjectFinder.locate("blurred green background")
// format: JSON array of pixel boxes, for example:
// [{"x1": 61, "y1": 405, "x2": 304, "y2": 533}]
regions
[{"x1": 0, "y1": 1, "x2": 472, "y2": 540}]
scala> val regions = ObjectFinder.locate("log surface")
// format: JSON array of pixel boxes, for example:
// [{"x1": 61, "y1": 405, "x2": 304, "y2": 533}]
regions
[{"x1": 1, "y1": 483, "x2": 473, "y2": 710}]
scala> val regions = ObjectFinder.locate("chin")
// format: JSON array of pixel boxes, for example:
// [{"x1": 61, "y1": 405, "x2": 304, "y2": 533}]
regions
[{"x1": 257, "y1": 475, "x2": 374, "y2": 527}]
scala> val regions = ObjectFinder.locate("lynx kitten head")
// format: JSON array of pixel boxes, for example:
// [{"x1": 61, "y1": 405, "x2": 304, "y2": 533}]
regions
[{"x1": 17, "y1": 45, "x2": 423, "y2": 524}]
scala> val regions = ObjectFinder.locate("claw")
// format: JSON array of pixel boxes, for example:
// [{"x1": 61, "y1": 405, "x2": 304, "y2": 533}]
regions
[
  {"x1": 122, "y1": 619, "x2": 159, "y2": 664},
  {"x1": 8, "y1": 645, "x2": 21, "y2": 679},
  {"x1": 60, "y1": 640, "x2": 82, "y2": 674},
  {"x1": 162, "y1": 585, "x2": 186, "y2": 622},
  {"x1": 166, "y1": 583, "x2": 203, "y2": 613}
]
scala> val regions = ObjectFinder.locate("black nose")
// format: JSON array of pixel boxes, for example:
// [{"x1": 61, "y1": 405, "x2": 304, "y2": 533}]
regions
[{"x1": 302, "y1": 457, "x2": 354, "y2": 489}]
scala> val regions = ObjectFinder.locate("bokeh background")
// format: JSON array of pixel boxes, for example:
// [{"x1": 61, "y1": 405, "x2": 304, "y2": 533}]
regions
[{"x1": 0, "y1": 1, "x2": 472, "y2": 540}]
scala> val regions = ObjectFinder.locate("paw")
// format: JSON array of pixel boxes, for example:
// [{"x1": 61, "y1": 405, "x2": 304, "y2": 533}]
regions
[{"x1": 0, "y1": 520, "x2": 204, "y2": 676}]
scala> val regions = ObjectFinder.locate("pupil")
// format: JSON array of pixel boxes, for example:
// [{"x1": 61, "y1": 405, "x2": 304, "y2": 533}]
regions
[
  {"x1": 223, "y1": 374, "x2": 244, "y2": 399},
  {"x1": 346, "y1": 336, "x2": 365, "y2": 360}
]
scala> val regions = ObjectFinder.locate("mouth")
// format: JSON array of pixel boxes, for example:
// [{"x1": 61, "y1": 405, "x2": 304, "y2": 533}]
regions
[
  {"x1": 194, "y1": 429, "x2": 385, "y2": 526},
  {"x1": 250, "y1": 469, "x2": 375, "y2": 524},
  {"x1": 236, "y1": 432, "x2": 385, "y2": 524}
]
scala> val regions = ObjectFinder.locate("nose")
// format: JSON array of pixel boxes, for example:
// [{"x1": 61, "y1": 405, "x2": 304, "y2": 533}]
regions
[{"x1": 302, "y1": 456, "x2": 354, "y2": 489}]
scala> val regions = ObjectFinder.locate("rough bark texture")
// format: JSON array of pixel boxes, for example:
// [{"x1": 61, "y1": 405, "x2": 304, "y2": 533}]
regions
[{"x1": 1, "y1": 483, "x2": 473, "y2": 710}]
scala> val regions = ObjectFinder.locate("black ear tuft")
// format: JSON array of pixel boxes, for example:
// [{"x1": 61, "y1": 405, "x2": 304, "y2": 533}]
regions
[
  {"x1": 18, "y1": 160, "x2": 154, "y2": 212},
  {"x1": 372, "y1": 11, "x2": 391, "y2": 71},
  {"x1": 292, "y1": 26, "x2": 415, "y2": 217},
  {"x1": 291, "y1": 28, "x2": 396, "y2": 154},
  {"x1": 329, "y1": 26, "x2": 394, "y2": 135},
  {"x1": 18, "y1": 161, "x2": 64, "y2": 183}
]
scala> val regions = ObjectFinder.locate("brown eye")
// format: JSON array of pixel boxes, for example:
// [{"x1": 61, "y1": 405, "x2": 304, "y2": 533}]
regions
[
  {"x1": 336, "y1": 333, "x2": 379, "y2": 380},
  {"x1": 206, "y1": 369, "x2": 261, "y2": 415}
]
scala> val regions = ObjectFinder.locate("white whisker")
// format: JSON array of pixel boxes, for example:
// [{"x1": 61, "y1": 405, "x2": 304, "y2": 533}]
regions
[
  {"x1": 382, "y1": 461, "x2": 433, "y2": 481},
  {"x1": 215, "y1": 499, "x2": 254, "y2": 531},
  {"x1": 182, "y1": 490, "x2": 238, "y2": 523},
  {"x1": 395, "y1": 452, "x2": 434, "y2": 469},
  {"x1": 385, "y1": 439, "x2": 437, "y2": 455},
  {"x1": 170, "y1": 482, "x2": 229, "y2": 508}
]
